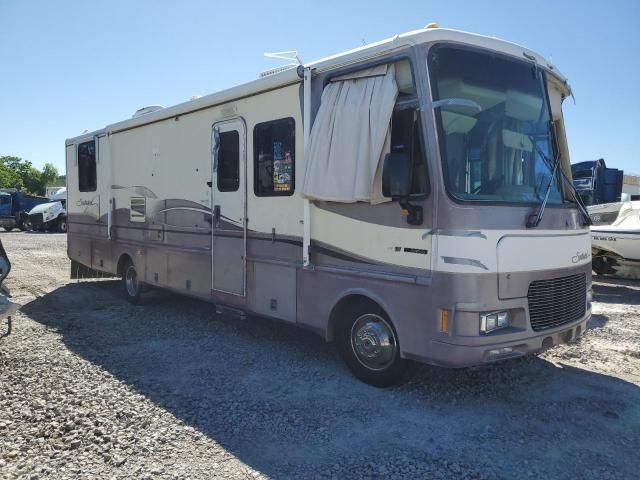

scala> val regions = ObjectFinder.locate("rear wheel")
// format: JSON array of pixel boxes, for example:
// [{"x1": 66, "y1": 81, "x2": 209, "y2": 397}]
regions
[
  {"x1": 3, "y1": 227, "x2": 13, "y2": 232},
  {"x1": 17, "y1": 212, "x2": 29, "y2": 231},
  {"x1": 337, "y1": 302, "x2": 406, "y2": 387},
  {"x1": 57, "y1": 216, "x2": 67, "y2": 233},
  {"x1": 122, "y1": 259, "x2": 142, "y2": 304}
]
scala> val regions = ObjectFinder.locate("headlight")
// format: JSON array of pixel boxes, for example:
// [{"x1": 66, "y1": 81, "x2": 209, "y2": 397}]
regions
[{"x1": 480, "y1": 311, "x2": 509, "y2": 334}]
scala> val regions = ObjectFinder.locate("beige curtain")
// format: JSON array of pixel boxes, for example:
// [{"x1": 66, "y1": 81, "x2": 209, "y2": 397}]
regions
[{"x1": 301, "y1": 64, "x2": 398, "y2": 203}]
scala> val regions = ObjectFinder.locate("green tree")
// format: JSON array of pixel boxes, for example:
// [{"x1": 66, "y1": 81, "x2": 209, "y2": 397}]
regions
[
  {"x1": 0, "y1": 156, "x2": 60, "y2": 195},
  {"x1": 21, "y1": 165, "x2": 43, "y2": 195},
  {"x1": 0, "y1": 156, "x2": 24, "y2": 190},
  {"x1": 40, "y1": 163, "x2": 59, "y2": 191}
]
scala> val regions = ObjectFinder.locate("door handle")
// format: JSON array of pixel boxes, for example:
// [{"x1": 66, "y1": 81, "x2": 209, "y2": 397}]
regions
[
  {"x1": 206, "y1": 181, "x2": 212, "y2": 188},
  {"x1": 213, "y1": 205, "x2": 221, "y2": 225}
]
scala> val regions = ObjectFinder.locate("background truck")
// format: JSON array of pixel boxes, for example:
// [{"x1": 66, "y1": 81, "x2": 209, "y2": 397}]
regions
[
  {"x1": 0, "y1": 189, "x2": 50, "y2": 231},
  {"x1": 572, "y1": 159, "x2": 623, "y2": 206},
  {"x1": 27, "y1": 187, "x2": 67, "y2": 233}
]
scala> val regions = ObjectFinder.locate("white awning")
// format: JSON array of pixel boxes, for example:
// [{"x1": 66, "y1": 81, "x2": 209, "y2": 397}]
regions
[{"x1": 301, "y1": 64, "x2": 398, "y2": 203}]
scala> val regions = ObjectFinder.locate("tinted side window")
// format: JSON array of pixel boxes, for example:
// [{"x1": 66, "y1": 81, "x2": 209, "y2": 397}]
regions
[
  {"x1": 217, "y1": 130, "x2": 240, "y2": 192},
  {"x1": 253, "y1": 118, "x2": 295, "y2": 196},
  {"x1": 390, "y1": 108, "x2": 427, "y2": 195},
  {"x1": 77, "y1": 141, "x2": 97, "y2": 192}
]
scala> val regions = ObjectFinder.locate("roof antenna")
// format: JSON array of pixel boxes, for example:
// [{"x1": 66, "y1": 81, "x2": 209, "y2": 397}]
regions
[
  {"x1": 264, "y1": 50, "x2": 303, "y2": 65},
  {"x1": 260, "y1": 51, "x2": 303, "y2": 78}
]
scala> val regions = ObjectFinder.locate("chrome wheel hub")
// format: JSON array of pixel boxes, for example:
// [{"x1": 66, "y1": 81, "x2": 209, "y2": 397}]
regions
[
  {"x1": 125, "y1": 266, "x2": 138, "y2": 297},
  {"x1": 350, "y1": 314, "x2": 397, "y2": 371}
]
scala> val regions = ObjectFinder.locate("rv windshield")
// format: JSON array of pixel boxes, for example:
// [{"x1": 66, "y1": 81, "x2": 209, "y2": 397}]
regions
[{"x1": 429, "y1": 45, "x2": 563, "y2": 204}]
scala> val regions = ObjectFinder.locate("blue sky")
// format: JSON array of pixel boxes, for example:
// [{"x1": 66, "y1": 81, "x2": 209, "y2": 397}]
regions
[{"x1": 1, "y1": 0, "x2": 639, "y2": 174}]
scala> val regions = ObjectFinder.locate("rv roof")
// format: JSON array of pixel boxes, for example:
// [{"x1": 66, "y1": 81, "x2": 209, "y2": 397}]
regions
[{"x1": 66, "y1": 27, "x2": 567, "y2": 144}]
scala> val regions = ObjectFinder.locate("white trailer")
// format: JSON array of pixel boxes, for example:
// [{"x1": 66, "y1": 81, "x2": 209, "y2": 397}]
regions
[
  {"x1": 46, "y1": 186, "x2": 65, "y2": 199},
  {"x1": 66, "y1": 25, "x2": 592, "y2": 385}
]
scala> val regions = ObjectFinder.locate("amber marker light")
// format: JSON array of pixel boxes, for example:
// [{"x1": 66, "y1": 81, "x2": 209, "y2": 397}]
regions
[{"x1": 440, "y1": 309, "x2": 449, "y2": 333}]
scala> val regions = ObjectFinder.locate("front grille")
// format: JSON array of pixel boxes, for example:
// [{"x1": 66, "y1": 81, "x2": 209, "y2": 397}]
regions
[
  {"x1": 29, "y1": 213, "x2": 43, "y2": 227},
  {"x1": 527, "y1": 273, "x2": 586, "y2": 332}
]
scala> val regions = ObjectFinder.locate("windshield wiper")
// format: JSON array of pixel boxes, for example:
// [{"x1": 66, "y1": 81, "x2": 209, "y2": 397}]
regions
[
  {"x1": 527, "y1": 151, "x2": 561, "y2": 228},
  {"x1": 557, "y1": 166, "x2": 593, "y2": 226},
  {"x1": 529, "y1": 143, "x2": 592, "y2": 227}
]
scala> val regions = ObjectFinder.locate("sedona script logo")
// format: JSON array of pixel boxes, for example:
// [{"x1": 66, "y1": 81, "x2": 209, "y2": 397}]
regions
[{"x1": 571, "y1": 251, "x2": 589, "y2": 263}]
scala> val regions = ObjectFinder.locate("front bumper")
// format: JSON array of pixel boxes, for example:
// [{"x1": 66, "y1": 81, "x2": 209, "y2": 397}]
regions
[
  {"x1": 426, "y1": 310, "x2": 591, "y2": 368},
  {"x1": 0, "y1": 217, "x2": 16, "y2": 228},
  {"x1": 29, "y1": 213, "x2": 44, "y2": 227}
]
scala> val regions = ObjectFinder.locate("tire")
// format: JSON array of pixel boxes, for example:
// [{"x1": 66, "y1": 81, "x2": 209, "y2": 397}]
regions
[
  {"x1": 592, "y1": 256, "x2": 618, "y2": 275},
  {"x1": 337, "y1": 302, "x2": 406, "y2": 387},
  {"x1": 122, "y1": 259, "x2": 142, "y2": 304},
  {"x1": 57, "y1": 216, "x2": 67, "y2": 233},
  {"x1": 18, "y1": 219, "x2": 31, "y2": 232},
  {"x1": 3, "y1": 227, "x2": 13, "y2": 232}
]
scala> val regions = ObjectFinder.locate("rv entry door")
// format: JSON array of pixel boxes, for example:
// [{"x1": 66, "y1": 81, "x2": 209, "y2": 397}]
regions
[{"x1": 211, "y1": 118, "x2": 247, "y2": 296}]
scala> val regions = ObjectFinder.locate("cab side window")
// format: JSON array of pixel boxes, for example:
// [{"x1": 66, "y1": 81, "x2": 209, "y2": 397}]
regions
[
  {"x1": 77, "y1": 140, "x2": 97, "y2": 192},
  {"x1": 390, "y1": 59, "x2": 428, "y2": 196}
]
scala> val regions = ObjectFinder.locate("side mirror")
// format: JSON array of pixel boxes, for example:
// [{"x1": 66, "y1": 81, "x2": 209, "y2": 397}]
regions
[
  {"x1": 382, "y1": 153, "x2": 423, "y2": 225},
  {"x1": 0, "y1": 239, "x2": 11, "y2": 286},
  {"x1": 382, "y1": 153, "x2": 412, "y2": 199}
]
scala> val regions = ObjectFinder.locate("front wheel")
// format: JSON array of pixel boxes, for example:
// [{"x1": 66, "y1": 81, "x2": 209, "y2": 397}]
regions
[
  {"x1": 122, "y1": 259, "x2": 142, "y2": 304},
  {"x1": 337, "y1": 303, "x2": 406, "y2": 387}
]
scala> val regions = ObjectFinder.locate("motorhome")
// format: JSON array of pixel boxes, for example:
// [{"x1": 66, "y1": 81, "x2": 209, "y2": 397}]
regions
[{"x1": 66, "y1": 25, "x2": 592, "y2": 386}]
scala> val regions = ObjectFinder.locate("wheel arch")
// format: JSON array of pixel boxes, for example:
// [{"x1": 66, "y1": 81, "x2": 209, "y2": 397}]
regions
[
  {"x1": 326, "y1": 289, "x2": 394, "y2": 343},
  {"x1": 116, "y1": 252, "x2": 134, "y2": 277}
]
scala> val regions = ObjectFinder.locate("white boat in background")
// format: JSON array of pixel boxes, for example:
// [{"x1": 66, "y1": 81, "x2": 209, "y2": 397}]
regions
[
  {"x1": 587, "y1": 193, "x2": 636, "y2": 226},
  {"x1": 588, "y1": 201, "x2": 624, "y2": 226},
  {"x1": 591, "y1": 200, "x2": 640, "y2": 277}
]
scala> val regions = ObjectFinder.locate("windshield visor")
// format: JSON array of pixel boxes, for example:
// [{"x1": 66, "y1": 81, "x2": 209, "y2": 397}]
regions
[{"x1": 429, "y1": 45, "x2": 563, "y2": 204}]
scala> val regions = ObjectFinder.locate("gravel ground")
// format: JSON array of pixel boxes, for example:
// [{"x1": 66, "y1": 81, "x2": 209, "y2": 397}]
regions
[{"x1": 0, "y1": 231, "x2": 639, "y2": 479}]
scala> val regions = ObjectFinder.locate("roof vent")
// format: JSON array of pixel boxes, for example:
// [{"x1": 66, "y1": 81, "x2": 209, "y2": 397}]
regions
[
  {"x1": 132, "y1": 105, "x2": 164, "y2": 118},
  {"x1": 425, "y1": 22, "x2": 439, "y2": 29},
  {"x1": 259, "y1": 63, "x2": 298, "y2": 78}
]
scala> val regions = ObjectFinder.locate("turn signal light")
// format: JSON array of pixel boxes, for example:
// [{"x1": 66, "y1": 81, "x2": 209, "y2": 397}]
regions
[{"x1": 440, "y1": 309, "x2": 449, "y2": 333}]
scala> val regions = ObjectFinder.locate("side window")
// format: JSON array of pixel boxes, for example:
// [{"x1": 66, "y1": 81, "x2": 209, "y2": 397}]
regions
[
  {"x1": 390, "y1": 108, "x2": 427, "y2": 195},
  {"x1": 253, "y1": 117, "x2": 295, "y2": 196},
  {"x1": 77, "y1": 140, "x2": 97, "y2": 192},
  {"x1": 217, "y1": 130, "x2": 240, "y2": 192},
  {"x1": 390, "y1": 59, "x2": 427, "y2": 196}
]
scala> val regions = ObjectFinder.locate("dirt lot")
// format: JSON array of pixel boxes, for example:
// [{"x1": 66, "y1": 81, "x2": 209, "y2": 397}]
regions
[{"x1": 0, "y1": 231, "x2": 639, "y2": 479}]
